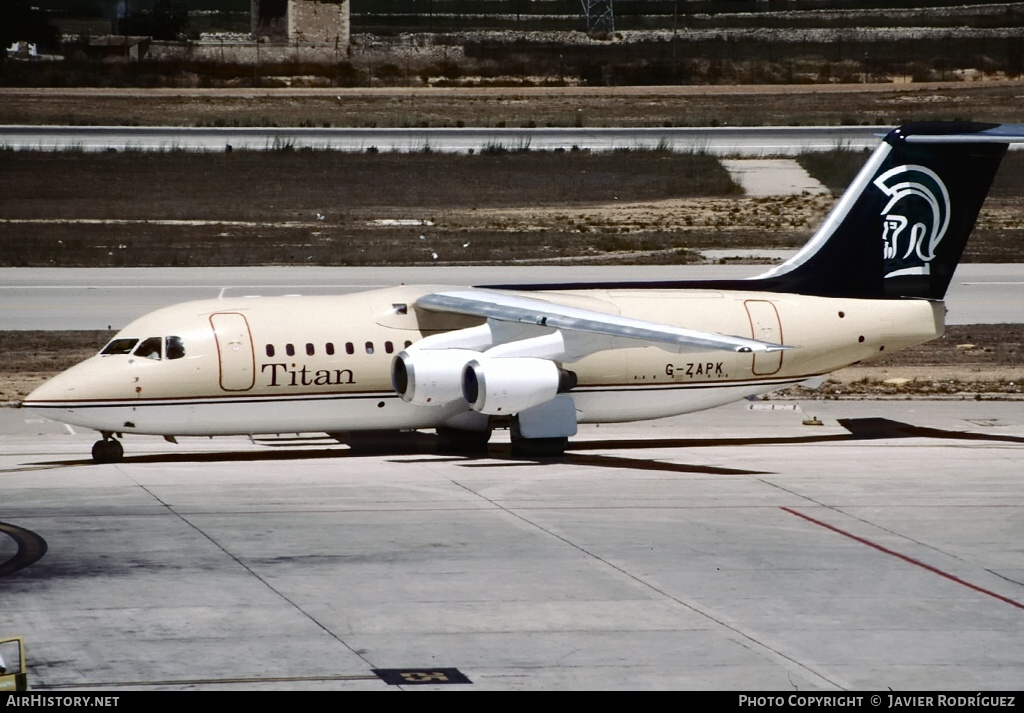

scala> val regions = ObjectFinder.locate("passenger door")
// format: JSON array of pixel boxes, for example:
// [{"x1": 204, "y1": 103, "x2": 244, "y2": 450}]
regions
[
  {"x1": 744, "y1": 300, "x2": 784, "y2": 375},
  {"x1": 210, "y1": 312, "x2": 255, "y2": 391}
]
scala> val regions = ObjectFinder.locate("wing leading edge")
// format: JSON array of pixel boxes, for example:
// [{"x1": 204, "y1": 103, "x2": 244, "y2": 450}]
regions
[{"x1": 415, "y1": 289, "x2": 789, "y2": 361}]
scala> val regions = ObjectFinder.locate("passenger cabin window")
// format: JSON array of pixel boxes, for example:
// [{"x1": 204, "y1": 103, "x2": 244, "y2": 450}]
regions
[
  {"x1": 345, "y1": 342, "x2": 354, "y2": 355},
  {"x1": 365, "y1": 341, "x2": 374, "y2": 355},
  {"x1": 166, "y1": 336, "x2": 185, "y2": 360},
  {"x1": 134, "y1": 337, "x2": 163, "y2": 360},
  {"x1": 266, "y1": 344, "x2": 275, "y2": 358},
  {"x1": 326, "y1": 342, "x2": 335, "y2": 355},
  {"x1": 306, "y1": 343, "x2": 315, "y2": 356},
  {"x1": 286, "y1": 344, "x2": 295, "y2": 357},
  {"x1": 101, "y1": 338, "x2": 139, "y2": 355},
  {"x1": 385, "y1": 341, "x2": 394, "y2": 354}
]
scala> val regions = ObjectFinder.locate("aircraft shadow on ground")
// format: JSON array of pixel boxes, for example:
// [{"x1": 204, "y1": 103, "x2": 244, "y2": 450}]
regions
[{"x1": 22, "y1": 417, "x2": 1024, "y2": 474}]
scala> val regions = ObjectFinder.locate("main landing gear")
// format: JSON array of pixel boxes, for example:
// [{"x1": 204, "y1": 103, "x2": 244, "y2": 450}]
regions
[
  {"x1": 508, "y1": 396, "x2": 575, "y2": 458},
  {"x1": 437, "y1": 417, "x2": 569, "y2": 458},
  {"x1": 91, "y1": 434, "x2": 124, "y2": 464}
]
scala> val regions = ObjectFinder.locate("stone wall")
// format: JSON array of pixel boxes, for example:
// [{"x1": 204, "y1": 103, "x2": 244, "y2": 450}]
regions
[
  {"x1": 149, "y1": 41, "x2": 350, "y2": 65},
  {"x1": 290, "y1": 0, "x2": 350, "y2": 48},
  {"x1": 252, "y1": 0, "x2": 349, "y2": 49}
]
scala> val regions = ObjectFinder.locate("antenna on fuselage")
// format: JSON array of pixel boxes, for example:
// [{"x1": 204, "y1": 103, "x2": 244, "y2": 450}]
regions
[{"x1": 218, "y1": 287, "x2": 229, "y2": 300}]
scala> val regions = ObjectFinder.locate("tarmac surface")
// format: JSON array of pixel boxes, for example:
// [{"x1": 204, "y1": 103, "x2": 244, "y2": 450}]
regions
[{"x1": 2, "y1": 399, "x2": 1023, "y2": 691}]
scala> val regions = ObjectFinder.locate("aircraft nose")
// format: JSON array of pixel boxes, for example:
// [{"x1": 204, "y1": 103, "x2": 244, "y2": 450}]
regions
[
  {"x1": 22, "y1": 360, "x2": 93, "y2": 408},
  {"x1": 23, "y1": 372, "x2": 74, "y2": 406}
]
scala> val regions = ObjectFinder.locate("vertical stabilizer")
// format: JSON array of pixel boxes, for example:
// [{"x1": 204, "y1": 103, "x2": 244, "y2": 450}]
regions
[{"x1": 754, "y1": 122, "x2": 1021, "y2": 299}]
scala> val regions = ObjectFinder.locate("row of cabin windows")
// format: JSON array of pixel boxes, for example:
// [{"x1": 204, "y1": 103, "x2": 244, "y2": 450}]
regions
[{"x1": 264, "y1": 340, "x2": 413, "y2": 359}]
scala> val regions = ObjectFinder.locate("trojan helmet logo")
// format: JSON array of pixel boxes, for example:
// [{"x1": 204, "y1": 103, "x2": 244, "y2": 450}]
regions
[{"x1": 873, "y1": 164, "x2": 951, "y2": 278}]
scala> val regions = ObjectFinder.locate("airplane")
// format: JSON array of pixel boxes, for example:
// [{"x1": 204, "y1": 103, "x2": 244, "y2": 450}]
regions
[{"x1": 21, "y1": 121, "x2": 1024, "y2": 463}]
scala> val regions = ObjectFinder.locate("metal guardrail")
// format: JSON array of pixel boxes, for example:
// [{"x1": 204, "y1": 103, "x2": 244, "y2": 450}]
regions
[{"x1": 0, "y1": 125, "x2": 885, "y2": 155}]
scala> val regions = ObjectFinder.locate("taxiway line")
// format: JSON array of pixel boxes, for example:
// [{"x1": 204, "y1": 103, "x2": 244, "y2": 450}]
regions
[{"x1": 781, "y1": 506, "x2": 1024, "y2": 611}]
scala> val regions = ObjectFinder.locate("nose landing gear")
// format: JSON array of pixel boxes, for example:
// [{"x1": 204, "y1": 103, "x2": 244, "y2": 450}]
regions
[{"x1": 91, "y1": 434, "x2": 124, "y2": 464}]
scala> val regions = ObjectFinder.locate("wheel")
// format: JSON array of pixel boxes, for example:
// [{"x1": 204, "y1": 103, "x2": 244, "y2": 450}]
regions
[{"x1": 91, "y1": 439, "x2": 124, "y2": 464}]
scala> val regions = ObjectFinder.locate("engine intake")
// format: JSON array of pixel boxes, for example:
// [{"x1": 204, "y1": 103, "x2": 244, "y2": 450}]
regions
[
  {"x1": 392, "y1": 349, "x2": 482, "y2": 406},
  {"x1": 462, "y1": 357, "x2": 576, "y2": 415}
]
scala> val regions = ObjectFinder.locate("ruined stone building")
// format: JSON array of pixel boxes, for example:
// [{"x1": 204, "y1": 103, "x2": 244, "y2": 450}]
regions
[{"x1": 251, "y1": 0, "x2": 350, "y2": 49}]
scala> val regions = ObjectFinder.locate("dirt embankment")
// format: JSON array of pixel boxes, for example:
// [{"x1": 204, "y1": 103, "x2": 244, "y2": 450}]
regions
[
  {"x1": 4, "y1": 81, "x2": 1024, "y2": 128},
  {"x1": 3, "y1": 149, "x2": 1023, "y2": 268}
]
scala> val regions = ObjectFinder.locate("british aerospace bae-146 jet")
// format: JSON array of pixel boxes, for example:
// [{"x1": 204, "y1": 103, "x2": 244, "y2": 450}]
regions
[{"x1": 21, "y1": 122, "x2": 1024, "y2": 462}]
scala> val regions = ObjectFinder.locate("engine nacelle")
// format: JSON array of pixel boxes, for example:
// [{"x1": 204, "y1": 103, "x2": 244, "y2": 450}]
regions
[
  {"x1": 392, "y1": 349, "x2": 482, "y2": 406},
  {"x1": 462, "y1": 357, "x2": 576, "y2": 415}
]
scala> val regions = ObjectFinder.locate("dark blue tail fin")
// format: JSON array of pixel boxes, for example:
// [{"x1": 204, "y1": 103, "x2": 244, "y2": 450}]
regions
[
  {"x1": 485, "y1": 122, "x2": 1024, "y2": 299},
  {"x1": 754, "y1": 122, "x2": 1023, "y2": 299}
]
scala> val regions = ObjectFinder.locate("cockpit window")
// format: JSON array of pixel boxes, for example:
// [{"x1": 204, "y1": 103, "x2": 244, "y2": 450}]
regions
[
  {"x1": 134, "y1": 337, "x2": 163, "y2": 360},
  {"x1": 100, "y1": 338, "x2": 139, "y2": 355},
  {"x1": 166, "y1": 336, "x2": 185, "y2": 360}
]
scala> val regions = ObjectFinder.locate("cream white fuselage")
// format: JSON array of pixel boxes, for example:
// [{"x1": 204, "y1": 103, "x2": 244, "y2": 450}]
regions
[{"x1": 24, "y1": 284, "x2": 944, "y2": 438}]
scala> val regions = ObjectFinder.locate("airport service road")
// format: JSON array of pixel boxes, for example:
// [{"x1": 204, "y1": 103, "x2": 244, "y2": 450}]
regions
[
  {"x1": 0, "y1": 264, "x2": 1021, "y2": 331},
  {"x1": 2, "y1": 400, "x2": 1023, "y2": 690}
]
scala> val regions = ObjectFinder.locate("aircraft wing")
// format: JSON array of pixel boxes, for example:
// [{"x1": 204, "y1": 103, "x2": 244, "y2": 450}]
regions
[{"x1": 415, "y1": 289, "x2": 788, "y2": 361}]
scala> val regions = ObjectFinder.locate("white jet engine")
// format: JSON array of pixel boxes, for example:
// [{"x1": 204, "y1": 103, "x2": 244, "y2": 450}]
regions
[
  {"x1": 462, "y1": 356, "x2": 577, "y2": 415},
  {"x1": 391, "y1": 348, "x2": 482, "y2": 406}
]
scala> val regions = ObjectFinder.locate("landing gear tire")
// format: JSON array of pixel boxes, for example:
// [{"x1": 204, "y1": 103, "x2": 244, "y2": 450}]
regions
[
  {"x1": 510, "y1": 436, "x2": 567, "y2": 459},
  {"x1": 91, "y1": 439, "x2": 124, "y2": 464}
]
